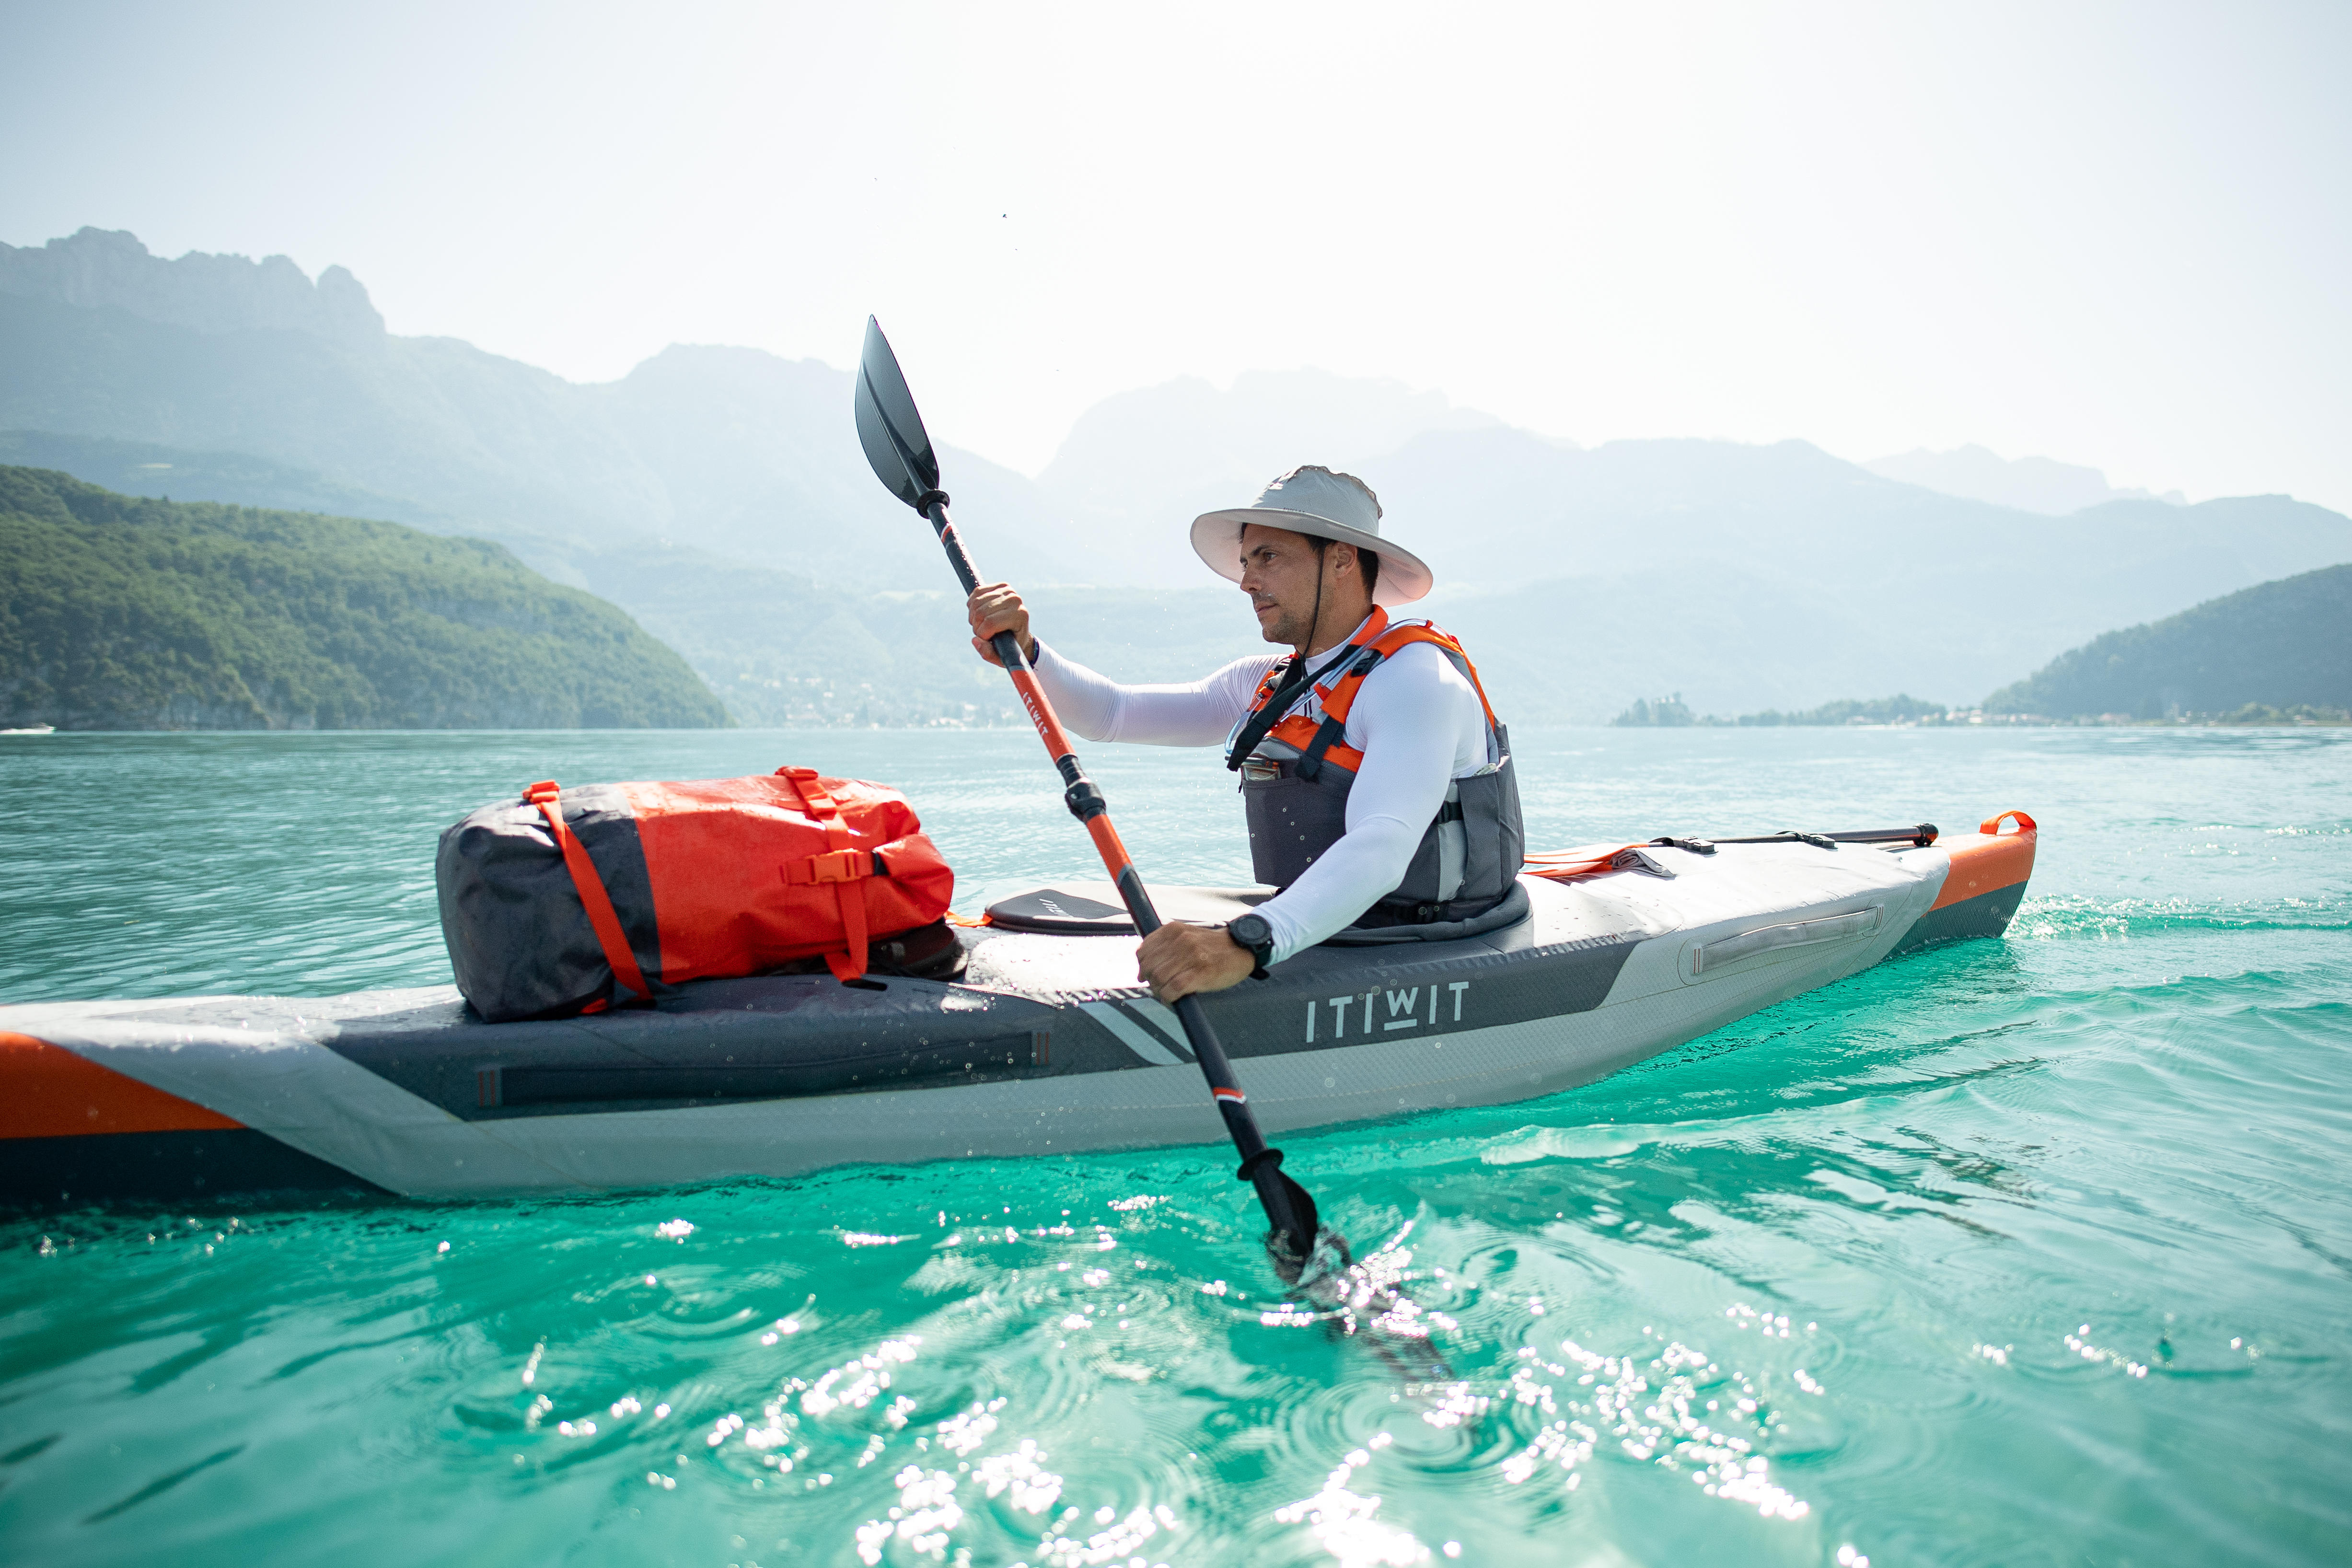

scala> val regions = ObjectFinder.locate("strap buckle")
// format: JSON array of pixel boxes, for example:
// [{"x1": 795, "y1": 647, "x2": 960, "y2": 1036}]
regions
[{"x1": 790, "y1": 848, "x2": 871, "y2": 885}]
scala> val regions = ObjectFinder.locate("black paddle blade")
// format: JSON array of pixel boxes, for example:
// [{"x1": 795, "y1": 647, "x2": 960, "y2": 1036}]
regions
[
  {"x1": 854, "y1": 315, "x2": 941, "y2": 509},
  {"x1": 1279, "y1": 1172, "x2": 1322, "y2": 1256},
  {"x1": 1250, "y1": 1161, "x2": 1332, "y2": 1283}
]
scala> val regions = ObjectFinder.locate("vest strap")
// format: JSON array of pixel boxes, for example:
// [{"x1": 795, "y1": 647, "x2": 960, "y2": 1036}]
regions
[
  {"x1": 1228, "y1": 610, "x2": 1392, "y2": 771},
  {"x1": 1239, "y1": 617, "x2": 1504, "y2": 779},
  {"x1": 1294, "y1": 713, "x2": 1351, "y2": 782},
  {"x1": 1222, "y1": 653, "x2": 1307, "y2": 771}
]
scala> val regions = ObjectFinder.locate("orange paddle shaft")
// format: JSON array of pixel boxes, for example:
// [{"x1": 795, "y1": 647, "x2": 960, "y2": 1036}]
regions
[{"x1": 917, "y1": 495, "x2": 1318, "y2": 1259}]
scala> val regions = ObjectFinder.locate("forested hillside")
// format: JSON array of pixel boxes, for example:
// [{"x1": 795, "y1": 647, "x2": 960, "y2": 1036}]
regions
[
  {"x1": 1984, "y1": 564, "x2": 2351, "y2": 720},
  {"x1": 0, "y1": 467, "x2": 727, "y2": 730}
]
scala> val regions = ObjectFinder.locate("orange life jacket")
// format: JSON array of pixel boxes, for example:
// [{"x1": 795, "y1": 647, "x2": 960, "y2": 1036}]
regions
[
  {"x1": 1230, "y1": 606, "x2": 1503, "y2": 779},
  {"x1": 1228, "y1": 608, "x2": 1523, "y2": 924}
]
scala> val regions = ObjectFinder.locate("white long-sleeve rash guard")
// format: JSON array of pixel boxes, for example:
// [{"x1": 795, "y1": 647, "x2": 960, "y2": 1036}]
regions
[{"x1": 1029, "y1": 615, "x2": 1493, "y2": 964}]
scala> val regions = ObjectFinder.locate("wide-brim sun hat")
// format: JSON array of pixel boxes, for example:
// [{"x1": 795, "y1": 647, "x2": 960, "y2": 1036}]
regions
[{"x1": 1190, "y1": 465, "x2": 1434, "y2": 607}]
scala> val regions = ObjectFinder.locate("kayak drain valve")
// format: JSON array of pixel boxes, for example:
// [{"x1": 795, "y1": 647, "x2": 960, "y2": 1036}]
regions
[{"x1": 1062, "y1": 778, "x2": 1108, "y2": 821}]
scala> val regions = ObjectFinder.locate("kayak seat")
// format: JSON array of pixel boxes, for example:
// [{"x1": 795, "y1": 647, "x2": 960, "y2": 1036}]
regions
[
  {"x1": 1322, "y1": 878, "x2": 1530, "y2": 945},
  {"x1": 981, "y1": 878, "x2": 1532, "y2": 946},
  {"x1": 983, "y1": 885, "x2": 1266, "y2": 934}
]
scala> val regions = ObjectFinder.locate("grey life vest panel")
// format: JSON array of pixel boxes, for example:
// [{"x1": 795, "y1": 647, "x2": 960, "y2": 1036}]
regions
[{"x1": 1233, "y1": 639, "x2": 1525, "y2": 928}]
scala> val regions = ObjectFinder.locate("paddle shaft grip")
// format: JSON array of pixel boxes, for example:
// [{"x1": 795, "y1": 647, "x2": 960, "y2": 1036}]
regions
[{"x1": 921, "y1": 498, "x2": 1313, "y2": 1254}]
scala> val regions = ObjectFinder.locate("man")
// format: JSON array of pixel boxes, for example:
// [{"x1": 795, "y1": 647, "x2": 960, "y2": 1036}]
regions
[{"x1": 967, "y1": 465, "x2": 1521, "y2": 1002}]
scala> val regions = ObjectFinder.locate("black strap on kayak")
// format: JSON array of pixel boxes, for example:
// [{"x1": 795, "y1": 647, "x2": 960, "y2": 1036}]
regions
[
  {"x1": 1829, "y1": 824, "x2": 1939, "y2": 847},
  {"x1": 1711, "y1": 830, "x2": 1842, "y2": 849},
  {"x1": 1650, "y1": 836, "x2": 1716, "y2": 854},
  {"x1": 1709, "y1": 825, "x2": 1937, "y2": 849}
]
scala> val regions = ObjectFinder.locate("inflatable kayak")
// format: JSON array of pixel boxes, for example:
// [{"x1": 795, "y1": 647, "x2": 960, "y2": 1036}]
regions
[{"x1": 0, "y1": 812, "x2": 2036, "y2": 1208}]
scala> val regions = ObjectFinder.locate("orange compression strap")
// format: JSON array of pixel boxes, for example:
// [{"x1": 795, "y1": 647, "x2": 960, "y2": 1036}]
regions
[
  {"x1": 1524, "y1": 844, "x2": 1653, "y2": 883},
  {"x1": 777, "y1": 767, "x2": 872, "y2": 981},
  {"x1": 524, "y1": 780, "x2": 653, "y2": 1005}
]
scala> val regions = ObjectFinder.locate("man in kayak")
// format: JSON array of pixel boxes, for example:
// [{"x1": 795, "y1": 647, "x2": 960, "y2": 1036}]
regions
[{"x1": 967, "y1": 465, "x2": 1521, "y2": 1002}]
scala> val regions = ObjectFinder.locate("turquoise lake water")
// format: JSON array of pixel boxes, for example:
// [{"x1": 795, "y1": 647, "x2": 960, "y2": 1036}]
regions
[{"x1": 2, "y1": 725, "x2": 2348, "y2": 1566}]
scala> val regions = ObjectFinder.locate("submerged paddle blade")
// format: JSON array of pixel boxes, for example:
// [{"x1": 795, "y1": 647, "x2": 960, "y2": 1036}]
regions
[
  {"x1": 1248, "y1": 1158, "x2": 1335, "y2": 1283},
  {"x1": 855, "y1": 315, "x2": 942, "y2": 509}
]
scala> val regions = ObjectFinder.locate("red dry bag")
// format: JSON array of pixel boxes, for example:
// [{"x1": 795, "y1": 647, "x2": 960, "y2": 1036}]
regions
[{"x1": 435, "y1": 766, "x2": 956, "y2": 1022}]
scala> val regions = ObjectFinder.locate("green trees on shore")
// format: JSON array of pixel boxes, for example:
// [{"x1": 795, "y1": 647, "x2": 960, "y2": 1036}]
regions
[
  {"x1": 1612, "y1": 692, "x2": 1950, "y2": 727},
  {"x1": 0, "y1": 466, "x2": 728, "y2": 730},
  {"x1": 1985, "y1": 564, "x2": 2350, "y2": 722}
]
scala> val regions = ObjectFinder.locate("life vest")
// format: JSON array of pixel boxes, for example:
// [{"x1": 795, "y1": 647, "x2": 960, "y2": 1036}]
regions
[
  {"x1": 1226, "y1": 608, "x2": 1524, "y2": 926},
  {"x1": 436, "y1": 767, "x2": 956, "y2": 1022}
]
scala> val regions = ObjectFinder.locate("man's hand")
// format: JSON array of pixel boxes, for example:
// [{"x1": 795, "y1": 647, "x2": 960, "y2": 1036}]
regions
[
  {"x1": 1136, "y1": 921, "x2": 1258, "y2": 1003},
  {"x1": 967, "y1": 583, "x2": 1038, "y2": 667}
]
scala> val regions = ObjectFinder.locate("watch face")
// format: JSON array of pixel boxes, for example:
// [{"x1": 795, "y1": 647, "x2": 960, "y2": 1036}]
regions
[{"x1": 1230, "y1": 913, "x2": 1272, "y2": 949}]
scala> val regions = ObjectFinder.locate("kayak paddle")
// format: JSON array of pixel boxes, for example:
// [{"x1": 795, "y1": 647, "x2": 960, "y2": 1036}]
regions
[{"x1": 852, "y1": 315, "x2": 1331, "y2": 1277}]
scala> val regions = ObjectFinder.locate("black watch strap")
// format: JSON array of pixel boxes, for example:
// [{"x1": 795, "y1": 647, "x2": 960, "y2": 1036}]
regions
[{"x1": 1227, "y1": 913, "x2": 1274, "y2": 979}]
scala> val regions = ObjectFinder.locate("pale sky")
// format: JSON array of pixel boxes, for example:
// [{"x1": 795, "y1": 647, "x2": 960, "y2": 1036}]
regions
[{"x1": 4, "y1": 0, "x2": 2348, "y2": 511}]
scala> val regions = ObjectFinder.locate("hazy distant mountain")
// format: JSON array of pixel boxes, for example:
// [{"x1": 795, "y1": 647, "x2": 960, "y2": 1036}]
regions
[
  {"x1": 1034, "y1": 369, "x2": 1503, "y2": 578},
  {"x1": 1355, "y1": 427, "x2": 2346, "y2": 719},
  {"x1": 0, "y1": 229, "x2": 1068, "y2": 591},
  {"x1": 7, "y1": 226, "x2": 2350, "y2": 725},
  {"x1": 516, "y1": 534, "x2": 1271, "y2": 729},
  {"x1": 1984, "y1": 564, "x2": 2351, "y2": 720},
  {"x1": 1022, "y1": 393, "x2": 2350, "y2": 714},
  {"x1": 1862, "y1": 444, "x2": 2183, "y2": 514},
  {"x1": 0, "y1": 429, "x2": 451, "y2": 527},
  {"x1": 0, "y1": 224, "x2": 386, "y2": 338}
]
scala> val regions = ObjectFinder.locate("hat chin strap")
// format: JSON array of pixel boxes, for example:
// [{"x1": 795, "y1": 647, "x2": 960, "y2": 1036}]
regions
[{"x1": 1303, "y1": 544, "x2": 1328, "y2": 657}]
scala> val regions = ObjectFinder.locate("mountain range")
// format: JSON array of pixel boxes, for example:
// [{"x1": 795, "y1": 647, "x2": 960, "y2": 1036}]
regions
[
  {"x1": 5, "y1": 227, "x2": 2348, "y2": 724},
  {"x1": 1861, "y1": 445, "x2": 2185, "y2": 515}
]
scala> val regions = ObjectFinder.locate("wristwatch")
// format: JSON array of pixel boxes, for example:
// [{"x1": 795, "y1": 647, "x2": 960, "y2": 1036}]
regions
[{"x1": 1226, "y1": 912, "x2": 1274, "y2": 980}]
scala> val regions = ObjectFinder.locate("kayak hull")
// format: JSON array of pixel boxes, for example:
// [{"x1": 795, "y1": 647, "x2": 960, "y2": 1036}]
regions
[{"x1": 0, "y1": 823, "x2": 2037, "y2": 1207}]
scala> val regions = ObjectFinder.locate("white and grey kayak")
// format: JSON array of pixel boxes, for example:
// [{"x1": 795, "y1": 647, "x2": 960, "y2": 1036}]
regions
[{"x1": 0, "y1": 813, "x2": 2037, "y2": 1207}]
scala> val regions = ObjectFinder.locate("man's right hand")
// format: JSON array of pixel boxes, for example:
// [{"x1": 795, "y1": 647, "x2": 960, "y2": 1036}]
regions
[{"x1": 967, "y1": 583, "x2": 1038, "y2": 667}]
